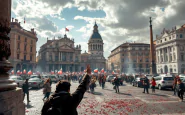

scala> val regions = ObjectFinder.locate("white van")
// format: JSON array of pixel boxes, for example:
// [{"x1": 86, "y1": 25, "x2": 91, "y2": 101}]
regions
[{"x1": 179, "y1": 74, "x2": 185, "y2": 80}]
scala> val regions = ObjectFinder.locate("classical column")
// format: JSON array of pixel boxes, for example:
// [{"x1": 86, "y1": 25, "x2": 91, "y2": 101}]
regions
[
  {"x1": 149, "y1": 17, "x2": 156, "y2": 74},
  {"x1": 0, "y1": 0, "x2": 25, "y2": 115}
]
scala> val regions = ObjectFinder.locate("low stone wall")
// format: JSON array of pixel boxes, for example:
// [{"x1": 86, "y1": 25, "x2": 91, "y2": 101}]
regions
[{"x1": 0, "y1": 88, "x2": 25, "y2": 115}]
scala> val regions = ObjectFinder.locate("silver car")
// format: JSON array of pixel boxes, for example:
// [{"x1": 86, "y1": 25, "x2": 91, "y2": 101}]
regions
[
  {"x1": 155, "y1": 75, "x2": 174, "y2": 90},
  {"x1": 28, "y1": 78, "x2": 44, "y2": 89},
  {"x1": 9, "y1": 75, "x2": 24, "y2": 87}
]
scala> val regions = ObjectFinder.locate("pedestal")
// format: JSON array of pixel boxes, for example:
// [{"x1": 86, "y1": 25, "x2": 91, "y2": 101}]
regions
[{"x1": 0, "y1": 88, "x2": 25, "y2": 115}]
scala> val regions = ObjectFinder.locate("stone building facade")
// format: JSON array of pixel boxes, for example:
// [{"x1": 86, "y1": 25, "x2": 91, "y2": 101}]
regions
[
  {"x1": 108, "y1": 43, "x2": 150, "y2": 74},
  {"x1": 156, "y1": 25, "x2": 185, "y2": 74},
  {"x1": 38, "y1": 35, "x2": 81, "y2": 72},
  {"x1": 38, "y1": 22, "x2": 106, "y2": 72},
  {"x1": 9, "y1": 18, "x2": 38, "y2": 72}
]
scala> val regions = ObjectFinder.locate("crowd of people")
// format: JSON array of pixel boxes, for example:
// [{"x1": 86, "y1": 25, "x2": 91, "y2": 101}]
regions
[{"x1": 21, "y1": 68, "x2": 185, "y2": 115}]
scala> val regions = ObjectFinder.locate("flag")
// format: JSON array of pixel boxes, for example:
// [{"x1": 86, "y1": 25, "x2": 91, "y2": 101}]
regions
[
  {"x1": 24, "y1": 17, "x2": 25, "y2": 23},
  {"x1": 65, "y1": 27, "x2": 69, "y2": 31}
]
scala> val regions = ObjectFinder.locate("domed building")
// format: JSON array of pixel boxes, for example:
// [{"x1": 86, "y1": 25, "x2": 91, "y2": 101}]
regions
[{"x1": 80, "y1": 22, "x2": 106, "y2": 71}]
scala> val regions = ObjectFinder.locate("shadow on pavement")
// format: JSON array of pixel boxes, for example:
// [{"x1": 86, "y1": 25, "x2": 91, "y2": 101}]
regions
[
  {"x1": 104, "y1": 89, "x2": 114, "y2": 91},
  {"x1": 26, "y1": 103, "x2": 34, "y2": 109},
  {"x1": 118, "y1": 92, "x2": 132, "y2": 96},
  {"x1": 93, "y1": 92, "x2": 103, "y2": 96},
  {"x1": 150, "y1": 93, "x2": 169, "y2": 97}
]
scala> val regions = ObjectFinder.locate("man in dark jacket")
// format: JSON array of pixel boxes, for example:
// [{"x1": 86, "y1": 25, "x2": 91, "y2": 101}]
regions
[
  {"x1": 143, "y1": 76, "x2": 149, "y2": 94},
  {"x1": 114, "y1": 76, "x2": 120, "y2": 93},
  {"x1": 41, "y1": 65, "x2": 91, "y2": 115},
  {"x1": 22, "y1": 79, "x2": 30, "y2": 103}
]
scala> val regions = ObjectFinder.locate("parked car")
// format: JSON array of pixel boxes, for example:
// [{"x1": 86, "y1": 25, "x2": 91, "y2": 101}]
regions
[
  {"x1": 155, "y1": 75, "x2": 174, "y2": 90},
  {"x1": 179, "y1": 74, "x2": 185, "y2": 80},
  {"x1": 28, "y1": 78, "x2": 44, "y2": 89},
  {"x1": 132, "y1": 77, "x2": 144, "y2": 87},
  {"x1": 106, "y1": 75, "x2": 114, "y2": 82},
  {"x1": 30, "y1": 75, "x2": 41, "y2": 79},
  {"x1": 48, "y1": 75, "x2": 59, "y2": 83},
  {"x1": 41, "y1": 75, "x2": 49, "y2": 81},
  {"x1": 9, "y1": 75, "x2": 24, "y2": 87}
]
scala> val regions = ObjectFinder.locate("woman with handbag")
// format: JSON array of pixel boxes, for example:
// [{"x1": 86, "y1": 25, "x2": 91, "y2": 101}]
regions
[{"x1": 43, "y1": 78, "x2": 51, "y2": 101}]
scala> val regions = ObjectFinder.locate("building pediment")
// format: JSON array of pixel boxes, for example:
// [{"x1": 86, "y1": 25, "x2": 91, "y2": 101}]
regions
[
  {"x1": 162, "y1": 32, "x2": 169, "y2": 38},
  {"x1": 59, "y1": 44, "x2": 75, "y2": 51}
]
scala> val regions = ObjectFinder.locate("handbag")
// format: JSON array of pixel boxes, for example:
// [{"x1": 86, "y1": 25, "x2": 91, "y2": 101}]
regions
[{"x1": 43, "y1": 88, "x2": 46, "y2": 94}]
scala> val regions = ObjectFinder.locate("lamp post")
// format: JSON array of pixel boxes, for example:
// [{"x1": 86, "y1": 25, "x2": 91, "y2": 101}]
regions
[{"x1": 0, "y1": 0, "x2": 25, "y2": 114}]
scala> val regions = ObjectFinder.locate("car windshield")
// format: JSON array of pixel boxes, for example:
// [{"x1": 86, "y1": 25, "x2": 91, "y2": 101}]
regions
[
  {"x1": 109, "y1": 76, "x2": 113, "y2": 78},
  {"x1": 163, "y1": 77, "x2": 173, "y2": 81},
  {"x1": 29, "y1": 78, "x2": 40, "y2": 81},
  {"x1": 30, "y1": 76, "x2": 39, "y2": 78},
  {"x1": 50, "y1": 76, "x2": 56, "y2": 78}
]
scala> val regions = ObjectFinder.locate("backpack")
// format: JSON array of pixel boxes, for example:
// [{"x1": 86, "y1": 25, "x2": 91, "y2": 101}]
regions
[
  {"x1": 46, "y1": 106, "x2": 62, "y2": 115},
  {"x1": 45, "y1": 96, "x2": 63, "y2": 115}
]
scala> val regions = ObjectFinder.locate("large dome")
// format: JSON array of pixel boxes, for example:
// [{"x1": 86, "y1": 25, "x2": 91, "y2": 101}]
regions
[
  {"x1": 90, "y1": 22, "x2": 102, "y2": 39},
  {"x1": 90, "y1": 32, "x2": 102, "y2": 39}
]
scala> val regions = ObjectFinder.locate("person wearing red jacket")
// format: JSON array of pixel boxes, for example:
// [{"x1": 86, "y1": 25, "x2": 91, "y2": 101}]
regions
[{"x1": 151, "y1": 77, "x2": 156, "y2": 93}]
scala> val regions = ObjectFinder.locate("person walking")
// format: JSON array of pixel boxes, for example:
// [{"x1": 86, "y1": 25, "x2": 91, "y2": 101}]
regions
[
  {"x1": 43, "y1": 78, "x2": 51, "y2": 101},
  {"x1": 89, "y1": 75, "x2": 96, "y2": 94},
  {"x1": 173, "y1": 77, "x2": 177, "y2": 96},
  {"x1": 176, "y1": 79, "x2": 184, "y2": 102},
  {"x1": 143, "y1": 76, "x2": 149, "y2": 94},
  {"x1": 150, "y1": 77, "x2": 156, "y2": 93},
  {"x1": 113, "y1": 75, "x2": 120, "y2": 93},
  {"x1": 22, "y1": 79, "x2": 31, "y2": 103},
  {"x1": 41, "y1": 65, "x2": 91, "y2": 115},
  {"x1": 101, "y1": 75, "x2": 106, "y2": 89}
]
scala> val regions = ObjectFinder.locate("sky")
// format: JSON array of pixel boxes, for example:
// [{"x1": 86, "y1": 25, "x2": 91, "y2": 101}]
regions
[{"x1": 11, "y1": 0, "x2": 185, "y2": 58}]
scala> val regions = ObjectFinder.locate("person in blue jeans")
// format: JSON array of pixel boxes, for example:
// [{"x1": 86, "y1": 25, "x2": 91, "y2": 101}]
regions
[
  {"x1": 43, "y1": 78, "x2": 51, "y2": 101},
  {"x1": 143, "y1": 76, "x2": 149, "y2": 94}
]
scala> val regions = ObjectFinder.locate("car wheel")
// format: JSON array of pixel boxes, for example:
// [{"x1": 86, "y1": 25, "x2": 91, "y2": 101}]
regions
[
  {"x1": 132, "y1": 83, "x2": 134, "y2": 86},
  {"x1": 137, "y1": 83, "x2": 139, "y2": 87},
  {"x1": 158, "y1": 85, "x2": 162, "y2": 90}
]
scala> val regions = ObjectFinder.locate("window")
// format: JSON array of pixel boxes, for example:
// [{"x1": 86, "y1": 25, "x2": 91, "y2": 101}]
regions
[
  {"x1": 25, "y1": 38, "x2": 27, "y2": 42},
  {"x1": 55, "y1": 56, "x2": 58, "y2": 61},
  {"x1": 122, "y1": 59, "x2": 124, "y2": 62},
  {"x1": 180, "y1": 34, "x2": 183, "y2": 38},
  {"x1": 146, "y1": 64, "x2": 149, "y2": 68},
  {"x1": 161, "y1": 40, "x2": 162, "y2": 43},
  {"x1": 18, "y1": 43, "x2": 20, "y2": 49},
  {"x1": 181, "y1": 54, "x2": 184, "y2": 61},
  {"x1": 24, "y1": 55, "x2": 26, "y2": 60},
  {"x1": 49, "y1": 54, "x2": 52, "y2": 61},
  {"x1": 30, "y1": 55, "x2": 32, "y2": 61},
  {"x1": 18, "y1": 35, "x2": 20, "y2": 40},
  {"x1": 140, "y1": 59, "x2": 142, "y2": 62},
  {"x1": 165, "y1": 38, "x2": 166, "y2": 41},
  {"x1": 169, "y1": 37, "x2": 171, "y2": 39},
  {"x1": 139, "y1": 64, "x2": 142, "y2": 68},
  {"x1": 170, "y1": 55, "x2": 172, "y2": 62},
  {"x1": 30, "y1": 46, "x2": 32, "y2": 52},
  {"x1": 24, "y1": 45, "x2": 27, "y2": 51},
  {"x1": 146, "y1": 58, "x2": 149, "y2": 62},
  {"x1": 17, "y1": 54, "x2": 19, "y2": 59}
]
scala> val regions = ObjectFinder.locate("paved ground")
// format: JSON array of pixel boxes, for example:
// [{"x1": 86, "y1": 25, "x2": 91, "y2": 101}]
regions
[{"x1": 24, "y1": 82, "x2": 185, "y2": 115}]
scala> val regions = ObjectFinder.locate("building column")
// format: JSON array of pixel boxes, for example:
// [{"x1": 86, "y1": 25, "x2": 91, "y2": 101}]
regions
[{"x1": 0, "y1": 0, "x2": 25, "y2": 114}]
